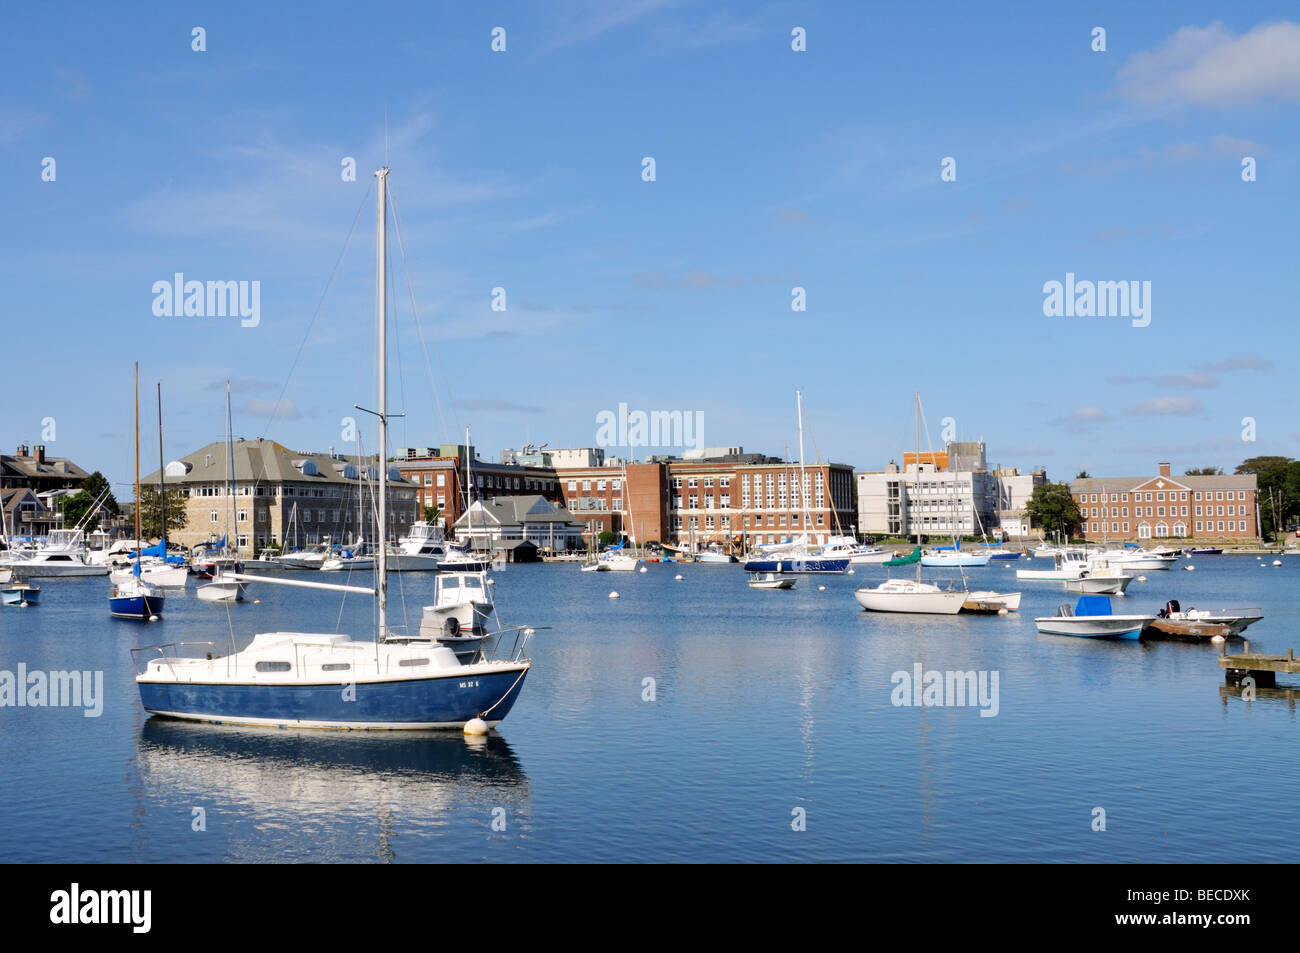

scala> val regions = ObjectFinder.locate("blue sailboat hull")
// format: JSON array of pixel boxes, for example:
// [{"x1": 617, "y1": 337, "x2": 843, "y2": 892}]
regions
[
  {"x1": 109, "y1": 594, "x2": 165, "y2": 619},
  {"x1": 138, "y1": 666, "x2": 529, "y2": 729},
  {"x1": 988, "y1": 552, "x2": 1021, "y2": 560},
  {"x1": 742, "y1": 556, "x2": 849, "y2": 574}
]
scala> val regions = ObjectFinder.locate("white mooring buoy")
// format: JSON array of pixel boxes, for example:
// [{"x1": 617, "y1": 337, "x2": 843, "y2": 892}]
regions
[
  {"x1": 1211, "y1": 634, "x2": 1226, "y2": 644},
  {"x1": 1273, "y1": 560, "x2": 1282, "y2": 566},
  {"x1": 1137, "y1": 575, "x2": 1147, "y2": 582},
  {"x1": 609, "y1": 591, "x2": 620, "y2": 599},
  {"x1": 463, "y1": 717, "x2": 489, "y2": 736},
  {"x1": 674, "y1": 574, "x2": 683, "y2": 580},
  {"x1": 1184, "y1": 565, "x2": 1195, "y2": 571},
  {"x1": 818, "y1": 585, "x2": 826, "y2": 591},
  {"x1": 639, "y1": 566, "x2": 647, "y2": 573}
]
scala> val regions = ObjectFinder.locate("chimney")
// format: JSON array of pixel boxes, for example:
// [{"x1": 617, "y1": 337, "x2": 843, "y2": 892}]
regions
[
  {"x1": 1158, "y1": 462, "x2": 1171, "y2": 477},
  {"x1": 34, "y1": 445, "x2": 46, "y2": 463},
  {"x1": 16, "y1": 444, "x2": 28, "y2": 457}
]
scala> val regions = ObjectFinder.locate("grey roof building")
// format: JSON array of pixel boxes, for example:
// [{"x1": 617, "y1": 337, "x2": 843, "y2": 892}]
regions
[{"x1": 453, "y1": 494, "x2": 584, "y2": 552}]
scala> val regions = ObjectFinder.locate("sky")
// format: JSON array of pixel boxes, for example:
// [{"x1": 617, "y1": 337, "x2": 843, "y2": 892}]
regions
[{"x1": 3, "y1": 1, "x2": 1298, "y2": 497}]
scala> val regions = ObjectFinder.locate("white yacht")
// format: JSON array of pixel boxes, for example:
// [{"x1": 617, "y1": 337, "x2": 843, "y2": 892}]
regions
[
  {"x1": 855, "y1": 576, "x2": 968, "y2": 614},
  {"x1": 387, "y1": 521, "x2": 447, "y2": 571},
  {"x1": 2, "y1": 530, "x2": 108, "y2": 577},
  {"x1": 1016, "y1": 548, "x2": 1090, "y2": 581}
]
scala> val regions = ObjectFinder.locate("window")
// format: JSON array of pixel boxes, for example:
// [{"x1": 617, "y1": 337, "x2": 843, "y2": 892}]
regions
[
  {"x1": 255, "y1": 661, "x2": 292, "y2": 673},
  {"x1": 581, "y1": 480, "x2": 590, "y2": 491},
  {"x1": 597, "y1": 480, "x2": 606, "y2": 491},
  {"x1": 398, "y1": 658, "x2": 429, "y2": 667},
  {"x1": 1157, "y1": 492, "x2": 1165, "y2": 502},
  {"x1": 568, "y1": 480, "x2": 577, "y2": 492},
  {"x1": 238, "y1": 509, "x2": 248, "y2": 522},
  {"x1": 1218, "y1": 521, "x2": 1225, "y2": 532},
  {"x1": 210, "y1": 511, "x2": 219, "y2": 523},
  {"x1": 1196, "y1": 521, "x2": 1203, "y2": 532},
  {"x1": 1216, "y1": 491, "x2": 1223, "y2": 500},
  {"x1": 688, "y1": 478, "x2": 698, "y2": 488},
  {"x1": 321, "y1": 663, "x2": 350, "y2": 672},
  {"x1": 704, "y1": 477, "x2": 714, "y2": 488}
]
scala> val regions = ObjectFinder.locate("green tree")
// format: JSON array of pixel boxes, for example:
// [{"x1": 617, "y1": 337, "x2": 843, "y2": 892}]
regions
[
  {"x1": 422, "y1": 504, "x2": 440, "y2": 523},
  {"x1": 59, "y1": 471, "x2": 118, "y2": 532},
  {"x1": 135, "y1": 486, "x2": 188, "y2": 540},
  {"x1": 597, "y1": 530, "x2": 618, "y2": 547},
  {"x1": 1075, "y1": 470, "x2": 1090, "y2": 479},
  {"x1": 1236, "y1": 456, "x2": 1296, "y2": 539},
  {"x1": 1025, "y1": 482, "x2": 1081, "y2": 538},
  {"x1": 1184, "y1": 466, "x2": 1223, "y2": 476}
]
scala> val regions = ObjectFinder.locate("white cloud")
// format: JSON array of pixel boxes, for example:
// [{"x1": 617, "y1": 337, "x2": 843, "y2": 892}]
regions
[
  {"x1": 1129, "y1": 396, "x2": 1206, "y2": 416},
  {"x1": 1113, "y1": 21, "x2": 1300, "y2": 107}
]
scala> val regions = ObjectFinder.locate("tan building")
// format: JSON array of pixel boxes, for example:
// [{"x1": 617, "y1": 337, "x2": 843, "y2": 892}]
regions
[
  {"x1": 1071, "y1": 462, "x2": 1258, "y2": 542},
  {"x1": 141, "y1": 439, "x2": 418, "y2": 552}
]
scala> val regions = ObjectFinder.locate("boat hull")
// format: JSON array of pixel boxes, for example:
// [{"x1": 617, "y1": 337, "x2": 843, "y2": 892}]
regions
[
  {"x1": 1065, "y1": 575, "x2": 1133, "y2": 595},
  {"x1": 743, "y1": 556, "x2": 849, "y2": 574},
  {"x1": 385, "y1": 554, "x2": 443, "y2": 572},
  {"x1": 137, "y1": 665, "x2": 529, "y2": 730},
  {"x1": 921, "y1": 554, "x2": 992, "y2": 568},
  {"x1": 854, "y1": 587, "x2": 966, "y2": 614},
  {"x1": 1033, "y1": 617, "x2": 1151, "y2": 639},
  {"x1": 109, "y1": 594, "x2": 165, "y2": 619}
]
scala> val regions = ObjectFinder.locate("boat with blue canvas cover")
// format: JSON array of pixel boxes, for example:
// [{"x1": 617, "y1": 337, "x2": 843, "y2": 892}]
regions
[
  {"x1": 134, "y1": 166, "x2": 532, "y2": 732},
  {"x1": 110, "y1": 364, "x2": 165, "y2": 621},
  {"x1": 1034, "y1": 595, "x2": 1155, "y2": 640}
]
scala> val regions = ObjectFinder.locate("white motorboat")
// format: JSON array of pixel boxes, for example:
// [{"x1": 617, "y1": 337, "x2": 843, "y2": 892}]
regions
[
  {"x1": 275, "y1": 547, "x2": 330, "y2": 570},
  {"x1": 1034, "y1": 595, "x2": 1155, "y2": 639},
  {"x1": 819, "y1": 535, "x2": 894, "y2": 564},
  {"x1": 196, "y1": 569, "x2": 246, "y2": 603},
  {"x1": 438, "y1": 545, "x2": 492, "y2": 572},
  {"x1": 387, "y1": 521, "x2": 447, "y2": 571},
  {"x1": 2, "y1": 530, "x2": 108, "y2": 577},
  {"x1": 1100, "y1": 547, "x2": 1178, "y2": 571},
  {"x1": 749, "y1": 572, "x2": 795, "y2": 590},
  {"x1": 1016, "y1": 549, "x2": 1089, "y2": 581},
  {"x1": 1065, "y1": 573, "x2": 1133, "y2": 595}
]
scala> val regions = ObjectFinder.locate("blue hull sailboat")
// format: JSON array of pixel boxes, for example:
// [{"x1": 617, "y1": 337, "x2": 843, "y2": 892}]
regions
[
  {"x1": 111, "y1": 363, "x2": 165, "y2": 621},
  {"x1": 135, "y1": 166, "x2": 532, "y2": 731}
]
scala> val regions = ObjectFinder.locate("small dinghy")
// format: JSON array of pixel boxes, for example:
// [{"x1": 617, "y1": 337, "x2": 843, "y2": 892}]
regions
[{"x1": 962, "y1": 590, "x2": 1021, "y2": 613}]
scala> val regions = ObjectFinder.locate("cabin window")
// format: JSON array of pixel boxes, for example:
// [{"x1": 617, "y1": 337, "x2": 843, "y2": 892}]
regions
[
  {"x1": 398, "y1": 658, "x2": 429, "y2": 667},
  {"x1": 321, "y1": 663, "x2": 350, "y2": 672},
  {"x1": 255, "y1": 661, "x2": 292, "y2": 673}
]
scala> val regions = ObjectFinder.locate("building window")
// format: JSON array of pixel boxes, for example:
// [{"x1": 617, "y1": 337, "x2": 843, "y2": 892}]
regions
[{"x1": 210, "y1": 511, "x2": 219, "y2": 523}]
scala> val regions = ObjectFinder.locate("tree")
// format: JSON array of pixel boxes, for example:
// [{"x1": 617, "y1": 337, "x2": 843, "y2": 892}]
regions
[
  {"x1": 1025, "y1": 483, "x2": 1081, "y2": 538},
  {"x1": 422, "y1": 504, "x2": 440, "y2": 523},
  {"x1": 1075, "y1": 470, "x2": 1091, "y2": 479},
  {"x1": 135, "y1": 486, "x2": 188, "y2": 540},
  {"x1": 1184, "y1": 466, "x2": 1223, "y2": 476},
  {"x1": 59, "y1": 471, "x2": 118, "y2": 532},
  {"x1": 597, "y1": 530, "x2": 618, "y2": 547},
  {"x1": 1236, "y1": 456, "x2": 1297, "y2": 539}
]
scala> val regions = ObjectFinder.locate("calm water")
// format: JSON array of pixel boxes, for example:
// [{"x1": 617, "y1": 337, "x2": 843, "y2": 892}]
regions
[{"x1": 1, "y1": 555, "x2": 1296, "y2": 863}]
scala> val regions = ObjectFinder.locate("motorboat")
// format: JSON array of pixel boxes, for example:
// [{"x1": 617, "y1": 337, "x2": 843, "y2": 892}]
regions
[
  {"x1": 1016, "y1": 549, "x2": 1089, "y2": 581},
  {"x1": 387, "y1": 521, "x2": 447, "y2": 571},
  {"x1": 1063, "y1": 553, "x2": 1134, "y2": 595},
  {"x1": 1034, "y1": 595, "x2": 1155, "y2": 639},
  {"x1": 196, "y1": 568, "x2": 246, "y2": 603},
  {"x1": 274, "y1": 546, "x2": 330, "y2": 570},
  {"x1": 819, "y1": 536, "x2": 894, "y2": 565},
  {"x1": 1098, "y1": 546, "x2": 1178, "y2": 571},
  {"x1": 1153, "y1": 599, "x2": 1262, "y2": 636},
  {"x1": 1, "y1": 530, "x2": 108, "y2": 577},
  {"x1": 749, "y1": 572, "x2": 795, "y2": 590},
  {"x1": 320, "y1": 543, "x2": 376, "y2": 572},
  {"x1": 438, "y1": 544, "x2": 492, "y2": 572},
  {"x1": 695, "y1": 547, "x2": 737, "y2": 564},
  {"x1": 417, "y1": 571, "x2": 497, "y2": 658},
  {"x1": 1, "y1": 582, "x2": 40, "y2": 606}
]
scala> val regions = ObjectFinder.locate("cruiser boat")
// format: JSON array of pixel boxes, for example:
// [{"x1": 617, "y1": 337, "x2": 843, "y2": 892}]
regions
[
  {"x1": 1064, "y1": 553, "x2": 1133, "y2": 595},
  {"x1": 819, "y1": 535, "x2": 894, "y2": 565},
  {"x1": 418, "y1": 571, "x2": 497, "y2": 657},
  {"x1": 1016, "y1": 549, "x2": 1089, "y2": 581},
  {"x1": 2, "y1": 530, "x2": 108, "y2": 577},
  {"x1": 1099, "y1": 546, "x2": 1178, "y2": 571},
  {"x1": 134, "y1": 165, "x2": 531, "y2": 731},
  {"x1": 274, "y1": 545, "x2": 330, "y2": 570},
  {"x1": 1034, "y1": 595, "x2": 1155, "y2": 639},
  {"x1": 695, "y1": 546, "x2": 737, "y2": 564},
  {"x1": 387, "y1": 521, "x2": 447, "y2": 571}
]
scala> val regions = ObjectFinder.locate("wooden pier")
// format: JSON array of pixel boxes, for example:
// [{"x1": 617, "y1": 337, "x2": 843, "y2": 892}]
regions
[{"x1": 1219, "y1": 641, "x2": 1299, "y2": 687}]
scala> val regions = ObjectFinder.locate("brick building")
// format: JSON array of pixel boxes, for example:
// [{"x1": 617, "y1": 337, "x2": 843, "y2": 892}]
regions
[
  {"x1": 1071, "y1": 462, "x2": 1258, "y2": 542},
  {"x1": 394, "y1": 445, "x2": 563, "y2": 534}
]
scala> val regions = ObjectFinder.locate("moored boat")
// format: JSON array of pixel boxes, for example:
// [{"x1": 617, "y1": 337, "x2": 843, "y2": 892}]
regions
[
  {"x1": 1034, "y1": 595, "x2": 1155, "y2": 639},
  {"x1": 749, "y1": 572, "x2": 795, "y2": 590}
]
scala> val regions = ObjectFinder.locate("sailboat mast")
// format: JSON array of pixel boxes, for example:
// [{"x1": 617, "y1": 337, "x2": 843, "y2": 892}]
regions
[
  {"x1": 225, "y1": 381, "x2": 235, "y2": 555},
  {"x1": 156, "y1": 381, "x2": 165, "y2": 549},
  {"x1": 134, "y1": 362, "x2": 140, "y2": 547},
  {"x1": 375, "y1": 166, "x2": 389, "y2": 640}
]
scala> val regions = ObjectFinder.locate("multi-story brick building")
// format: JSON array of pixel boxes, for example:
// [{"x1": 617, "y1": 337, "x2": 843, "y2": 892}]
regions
[
  {"x1": 394, "y1": 445, "x2": 563, "y2": 533},
  {"x1": 141, "y1": 439, "x2": 418, "y2": 552},
  {"x1": 1071, "y1": 462, "x2": 1258, "y2": 542}
]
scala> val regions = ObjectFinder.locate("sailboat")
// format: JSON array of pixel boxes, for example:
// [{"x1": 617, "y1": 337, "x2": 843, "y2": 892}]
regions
[
  {"x1": 440, "y1": 428, "x2": 493, "y2": 571},
  {"x1": 854, "y1": 394, "x2": 967, "y2": 614},
  {"x1": 135, "y1": 165, "x2": 532, "y2": 730},
  {"x1": 112, "y1": 381, "x2": 189, "y2": 587},
  {"x1": 110, "y1": 364, "x2": 166, "y2": 621},
  {"x1": 197, "y1": 383, "x2": 248, "y2": 602},
  {"x1": 743, "y1": 391, "x2": 849, "y2": 574}
]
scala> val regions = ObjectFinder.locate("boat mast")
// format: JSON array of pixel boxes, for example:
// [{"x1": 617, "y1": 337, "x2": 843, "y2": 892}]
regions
[
  {"x1": 157, "y1": 381, "x2": 166, "y2": 552},
  {"x1": 914, "y1": 392, "x2": 921, "y2": 584},
  {"x1": 134, "y1": 362, "x2": 141, "y2": 549},
  {"x1": 226, "y1": 381, "x2": 236, "y2": 556},
  {"x1": 375, "y1": 166, "x2": 389, "y2": 641}
]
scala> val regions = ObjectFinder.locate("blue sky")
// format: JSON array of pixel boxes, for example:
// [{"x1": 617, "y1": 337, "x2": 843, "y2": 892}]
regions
[{"x1": 3, "y1": 1, "x2": 1298, "y2": 495}]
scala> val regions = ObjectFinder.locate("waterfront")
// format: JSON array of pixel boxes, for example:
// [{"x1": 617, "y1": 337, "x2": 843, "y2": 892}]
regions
[{"x1": 1, "y1": 556, "x2": 1296, "y2": 863}]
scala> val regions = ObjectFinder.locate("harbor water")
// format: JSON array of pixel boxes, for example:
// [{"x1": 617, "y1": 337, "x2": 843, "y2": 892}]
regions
[{"x1": 1, "y1": 555, "x2": 1296, "y2": 863}]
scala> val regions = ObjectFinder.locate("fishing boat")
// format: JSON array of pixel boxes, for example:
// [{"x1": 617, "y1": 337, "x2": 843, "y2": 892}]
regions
[
  {"x1": 134, "y1": 165, "x2": 531, "y2": 730},
  {"x1": 1, "y1": 530, "x2": 108, "y2": 577},
  {"x1": 1033, "y1": 595, "x2": 1155, "y2": 639},
  {"x1": 387, "y1": 521, "x2": 447, "y2": 571},
  {"x1": 749, "y1": 572, "x2": 795, "y2": 590},
  {"x1": 1, "y1": 582, "x2": 40, "y2": 606}
]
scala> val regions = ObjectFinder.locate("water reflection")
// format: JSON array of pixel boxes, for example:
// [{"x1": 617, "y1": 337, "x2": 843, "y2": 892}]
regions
[{"x1": 133, "y1": 720, "x2": 529, "y2": 861}]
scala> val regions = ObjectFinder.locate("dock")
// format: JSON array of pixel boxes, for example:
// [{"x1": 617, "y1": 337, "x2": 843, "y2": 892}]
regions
[{"x1": 1218, "y1": 641, "x2": 1299, "y2": 687}]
